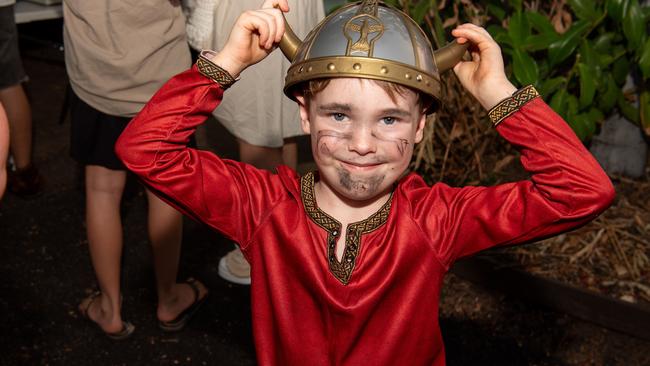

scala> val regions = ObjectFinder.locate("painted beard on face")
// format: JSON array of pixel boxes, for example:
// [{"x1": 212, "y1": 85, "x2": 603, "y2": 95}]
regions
[
  {"x1": 336, "y1": 166, "x2": 384, "y2": 194},
  {"x1": 316, "y1": 129, "x2": 411, "y2": 198}
]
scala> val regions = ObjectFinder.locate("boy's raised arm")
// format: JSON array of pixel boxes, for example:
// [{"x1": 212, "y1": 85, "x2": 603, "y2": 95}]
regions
[
  {"x1": 451, "y1": 23, "x2": 518, "y2": 110},
  {"x1": 207, "y1": 0, "x2": 288, "y2": 78},
  {"x1": 115, "y1": 0, "x2": 292, "y2": 246},
  {"x1": 411, "y1": 24, "x2": 616, "y2": 267}
]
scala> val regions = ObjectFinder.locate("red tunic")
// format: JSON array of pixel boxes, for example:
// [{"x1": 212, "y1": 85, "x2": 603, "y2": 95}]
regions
[{"x1": 116, "y1": 66, "x2": 615, "y2": 366}]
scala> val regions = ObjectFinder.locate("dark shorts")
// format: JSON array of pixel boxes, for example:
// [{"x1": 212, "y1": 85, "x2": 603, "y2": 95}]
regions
[
  {"x1": 69, "y1": 90, "x2": 132, "y2": 170},
  {"x1": 0, "y1": 5, "x2": 28, "y2": 90},
  {"x1": 69, "y1": 90, "x2": 196, "y2": 170}
]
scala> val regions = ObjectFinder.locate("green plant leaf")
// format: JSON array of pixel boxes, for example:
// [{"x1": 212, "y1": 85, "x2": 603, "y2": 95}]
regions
[
  {"x1": 512, "y1": 48, "x2": 539, "y2": 85},
  {"x1": 606, "y1": 0, "x2": 629, "y2": 22},
  {"x1": 643, "y1": 5, "x2": 650, "y2": 22},
  {"x1": 493, "y1": 30, "x2": 514, "y2": 48},
  {"x1": 598, "y1": 74, "x2": 620, "y2": 113},
  {"x1": 597, "y1": 46, "x2": 626, "y2": 67},
  {"x1": 488, "y1": 4, "x2": 506, "y2": 21},
  {"x1": 638, "y1": 33, "x2": 650, "y2": 79},
  {"x1": 522, "y1": 11, "x2": 560, "y2": 52},
  {"x1": 623, "y1": 0, "x2": 646, "y2": 51},
  {"x1": 568, "y1": 0, "x2": 601, "y2": 22},
  {"x1": 510, "y1": 0, "x2": 523, "y2": 13},
  {"x1": 612, "y1": 56, "x2": 631, "y2": 85},
  {"x1": 567, "y1": 94, "x2": 579, "y2": 118},
  {"x1": 578, "y1": 63, "x2": 597, "y2": 108},
  {"x1": 548, "y1": 20, "x2": 591, "y2": 67},
  {"x1": 579, "y1": 40, "x2": 600, "y2": 70},
  {"x1": 526, "y1": 12, "x2": 557, "y2": 35},
  {"x1": 598, "y1": 54, "x2": 614, "y2": 67},
  {"x1": 570, "y1": 113, "x2": 595, "y2": 140},
  {"x1": 537, "y1": 60, "x2": 551, "y2": 80},
  {"x1": 617, "y1": 94, "x2": 640, "y2": 123},
  {"x1": 411, "y1": 0, "x2": 432, "y2": 25},
  {"x1": 550, "y1": 89, "x2": 569, "y2": 118},
  {"x1": 431, "y1": 6, "x2": 446, "y2": 47},
  {"x1": 539, "y1": 77, "x2": 566, "y2": 97},
  {"x1": 592, "y1": 32, "x2": 616, "y2": 53},
  {"x1": 487, "y1": 25, "x2": 511, "y2": 46},
  {"x1": 524, "y1": 33, "x2": 561, "y2": 52},
  {"x1": 508, "y1": 12, "x2": 531, "y2": 47},
  {"x1": 586, "y1": 107, "x2": 605, "y2": 124}
]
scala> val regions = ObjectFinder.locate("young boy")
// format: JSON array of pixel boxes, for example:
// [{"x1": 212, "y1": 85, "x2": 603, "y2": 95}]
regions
[{"x1": 116, "y1": 0, "x2": 614, "y2": 364}]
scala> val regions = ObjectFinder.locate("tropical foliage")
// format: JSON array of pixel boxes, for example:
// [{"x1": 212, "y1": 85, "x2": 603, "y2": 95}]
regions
[
  {"x1": 386, "y1": 0, "x2": 650, "y2": 141},
  {"x1": 337, "y1": 0, "x2": 649, "y2": 185}
]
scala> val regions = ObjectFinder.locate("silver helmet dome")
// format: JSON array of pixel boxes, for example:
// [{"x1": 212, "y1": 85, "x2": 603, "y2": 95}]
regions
[{"x1": 278, "y1": 0, "x2": 467, "y2": 113}]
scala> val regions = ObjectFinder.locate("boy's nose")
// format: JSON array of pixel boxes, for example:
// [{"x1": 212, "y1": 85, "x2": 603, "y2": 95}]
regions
[{"x1": 347, "y1": 125, "x2": 377, "y2": 155}]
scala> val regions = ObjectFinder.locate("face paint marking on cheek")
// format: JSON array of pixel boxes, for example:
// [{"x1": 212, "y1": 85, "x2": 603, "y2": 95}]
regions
[
  {"x1": 395, "y1": 138, "x2": 409, "y2": 156},
  {"x1": 370, "y1": 130, "x2": 411, "y2": 157},
  {"x1": 319, "y1": 142, "x2": 331, "y2": 155},
  {"x1": 317, "y1": 130, "x2": 352, "y2": 156}
]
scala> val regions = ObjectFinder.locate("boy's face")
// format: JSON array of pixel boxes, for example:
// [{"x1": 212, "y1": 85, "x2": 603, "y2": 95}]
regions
[{"x1": 296, "y1": 78, "x2": 427, "y2": 202}]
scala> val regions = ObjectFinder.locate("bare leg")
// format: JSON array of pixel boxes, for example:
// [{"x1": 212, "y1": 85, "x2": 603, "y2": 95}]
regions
[
  {"x1": 237, "y1": 138, "x2": 285, "y2": 171},
  {"x1": 146, "y1": 189, "x2": 207, "y2": 322},
  {"x1": 238, "y1": 138, "x2": 299, "y2": 171},
  {"x1": 0, "y1": 84, "x2": 32, "y2": 169},
  {"x1": 79, "y1": 165, "x2": 127, "y2": 334},
  {"x1": 281, "y1": 139, "x2": 298, "y2": 171}
]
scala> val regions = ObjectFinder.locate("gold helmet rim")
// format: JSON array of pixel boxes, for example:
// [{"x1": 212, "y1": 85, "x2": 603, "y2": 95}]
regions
[{"x1": 284, "y1": 56, "x2": 442, "y2": 114}]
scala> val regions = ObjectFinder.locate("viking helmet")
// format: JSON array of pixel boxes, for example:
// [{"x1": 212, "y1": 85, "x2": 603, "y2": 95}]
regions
[{"x1": 278, "y1": 0, "x2": 467, "y2": 113}]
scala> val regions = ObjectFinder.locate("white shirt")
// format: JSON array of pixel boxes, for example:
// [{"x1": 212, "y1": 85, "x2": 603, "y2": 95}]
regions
[{"x1": 63, "y1": 0, "x2": 191, "y2": 117}]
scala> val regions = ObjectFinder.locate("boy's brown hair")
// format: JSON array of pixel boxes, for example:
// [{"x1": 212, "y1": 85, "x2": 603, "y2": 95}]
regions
[{"x1": 299, "y1": 78, "x2": 433, "y2": 113}]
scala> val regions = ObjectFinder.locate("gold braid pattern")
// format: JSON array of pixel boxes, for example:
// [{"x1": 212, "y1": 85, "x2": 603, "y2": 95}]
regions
[
  {"x1": 196, "y1": 56, "x2": 237, "y2": 89},
  {"x1": 488, "y1": 85, "x2": 540, "y2": 127},
  {"x1": 300, "y1": 172, "x2": 392, "y2": 285}
]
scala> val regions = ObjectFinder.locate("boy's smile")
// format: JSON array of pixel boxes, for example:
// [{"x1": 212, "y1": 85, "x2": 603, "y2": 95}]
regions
[{"x1": 297, "y1": 78, "x2": 426, "y2": 205}]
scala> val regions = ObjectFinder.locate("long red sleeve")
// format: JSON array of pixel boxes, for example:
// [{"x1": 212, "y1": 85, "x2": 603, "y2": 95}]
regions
[
  {"x1": 115, "y1": 65, "x2": 292, "y2": 248},
  {"x1": 406, "y1": 97, "x2": 615, "y2": 267}
]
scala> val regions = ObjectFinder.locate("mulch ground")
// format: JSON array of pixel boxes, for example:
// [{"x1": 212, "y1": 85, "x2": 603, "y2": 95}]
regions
[
  {"x1": 500, "y1": 173, "x2": 650, "y2": 306},
  {"x1": 1, "y1": 19, "x2": 648, "y2": 366}
]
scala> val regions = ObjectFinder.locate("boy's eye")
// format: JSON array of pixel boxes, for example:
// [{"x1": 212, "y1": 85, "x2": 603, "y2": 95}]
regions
[
  {"x1": 382, "y1": 117, "x2": 396, "y2": 125},
  {"x1": 332, "y1": 113, "x2": 347, "y2": 122}
]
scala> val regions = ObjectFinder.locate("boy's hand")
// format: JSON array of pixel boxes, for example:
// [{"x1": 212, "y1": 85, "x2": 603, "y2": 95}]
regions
[
  {"x1": 208, "y1": 0, "x2": 289, "y2": 78},
  {"x1": 451, "y1": 24, "x2": 517, "y2": 110}
]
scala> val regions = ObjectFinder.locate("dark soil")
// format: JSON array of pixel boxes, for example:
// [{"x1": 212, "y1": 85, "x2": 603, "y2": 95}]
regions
[{"x1": 1, "y1": 18, "x2": 649, "y2": 366}]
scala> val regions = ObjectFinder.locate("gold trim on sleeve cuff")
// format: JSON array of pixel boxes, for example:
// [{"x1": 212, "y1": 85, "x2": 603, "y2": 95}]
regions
[
  {"x1": 487, "y1": 85, "x2": 540, "y2": 127},
  {"x1": 196, "y1": 54, "x2": 237, "y2": 89}
]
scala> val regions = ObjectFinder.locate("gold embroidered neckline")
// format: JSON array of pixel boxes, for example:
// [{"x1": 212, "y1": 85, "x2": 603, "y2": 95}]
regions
[{"x1": 300, "y1": 172, "x2": 393, "y2": 285}]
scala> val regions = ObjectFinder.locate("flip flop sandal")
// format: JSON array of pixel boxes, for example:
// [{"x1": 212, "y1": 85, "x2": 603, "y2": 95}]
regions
[
  {"x1": 104, "y1": 321, "x2": 135, "y2": 341},
  {"x1": 158, "y1": 278, "x2": 209, "y2": 332},
  {"x1": 80, "y1": 291, "x2": 135, "y2": 340}
]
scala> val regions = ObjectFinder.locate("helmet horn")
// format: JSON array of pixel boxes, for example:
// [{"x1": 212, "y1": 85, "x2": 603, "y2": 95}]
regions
[
  {"x1": 278, "y1": 12, "x2": 303, "y2": 61},
  {"x1": 433, "y1": 39, "x2": 469, "y2": 73}
]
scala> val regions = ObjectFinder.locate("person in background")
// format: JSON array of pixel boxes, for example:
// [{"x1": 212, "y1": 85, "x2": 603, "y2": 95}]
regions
[
  {"x1": 0, "y1": 0, "x2": 43, "y2": 196},
  {"x1": 183, "y1": 0, "x2": 325, "y2": 285},
  {"x1": 63, "y1": 0, "x2": 208, "y2": 339}
]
